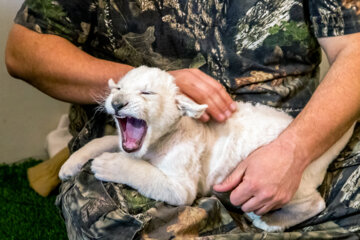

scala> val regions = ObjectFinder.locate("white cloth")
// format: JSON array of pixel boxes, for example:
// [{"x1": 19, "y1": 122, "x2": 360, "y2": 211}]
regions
[{"x1": 46, "y1": 114, "x2": 72, "y2": 158}]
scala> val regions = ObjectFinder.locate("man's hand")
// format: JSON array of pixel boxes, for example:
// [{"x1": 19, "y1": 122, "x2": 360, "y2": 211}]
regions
[
  {"x1": 169, "y1": 69, "x2": 237, "y2": 122},
  {"x1": 213, "y1": 33, "x2": 360, "y2": 215},
  {"x1": 213, "y1": 135, "x2": 305, "y2": 215}
]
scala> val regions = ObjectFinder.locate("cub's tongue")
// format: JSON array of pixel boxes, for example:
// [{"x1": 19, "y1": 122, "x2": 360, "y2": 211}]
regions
[{"x1": 117, "y1": 117, "x2": 147, "y2": 152}]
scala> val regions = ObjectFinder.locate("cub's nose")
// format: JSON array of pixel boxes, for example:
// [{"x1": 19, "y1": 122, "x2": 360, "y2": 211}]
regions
[{"x1": 112, "y1": 101, "x2": 128, "y2": 111}]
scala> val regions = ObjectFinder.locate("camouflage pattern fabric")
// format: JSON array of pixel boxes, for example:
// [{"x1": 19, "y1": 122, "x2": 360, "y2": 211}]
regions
[
  {"x1": 15, "y1": 0, "x2": 326, "y2": 117},
  {"x1": 55, "y1": 125, "x2": 360, "y2": 240},
  {"x1": 14, "y1": 0, "x2": 360, "y2": 239}
]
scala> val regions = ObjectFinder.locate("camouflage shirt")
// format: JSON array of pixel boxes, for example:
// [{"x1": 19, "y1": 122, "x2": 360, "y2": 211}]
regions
[
  {"x1": 14, "y1": 0, "x2": 360, "y2": 150},
  {"x1": 15, "y1": 0, "x2": 360, "y2": 239}
]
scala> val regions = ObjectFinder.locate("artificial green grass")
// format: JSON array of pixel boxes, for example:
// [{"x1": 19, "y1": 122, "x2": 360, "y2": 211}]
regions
[{"x1": 0, "y1": 159, "x2": 67, "y2": 240}]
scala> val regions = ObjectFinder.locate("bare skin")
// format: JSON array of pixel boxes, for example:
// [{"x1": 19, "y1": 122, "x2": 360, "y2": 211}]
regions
[
  {"x1": 170, "y1": 68, "x2": 237, "y2": 122},
  {"x1": 5, "y1": 25, "x2": 132, "y2": 103},
  {"x1": 6, "y1": 24, "x2": 360, "y2": 215}
]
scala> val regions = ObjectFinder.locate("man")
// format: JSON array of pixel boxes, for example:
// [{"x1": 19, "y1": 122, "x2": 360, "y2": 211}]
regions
[{"x1": 6, "y1": 0, "x2": 360, "y2": 238}]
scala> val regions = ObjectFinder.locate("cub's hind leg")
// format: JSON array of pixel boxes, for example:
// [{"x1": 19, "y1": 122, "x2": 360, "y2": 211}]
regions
[{"x1": 248, "y1": 191, "x2": 325, "y2": 232}]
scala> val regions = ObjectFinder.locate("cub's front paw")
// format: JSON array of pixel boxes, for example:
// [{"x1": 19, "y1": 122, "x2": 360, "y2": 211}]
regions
[
  {"x1": 59, "y1": 155, "x2": 88, "y2": 180},
  {"x1": 91, "y1": 152, "x2": 124, "y2": 183}
]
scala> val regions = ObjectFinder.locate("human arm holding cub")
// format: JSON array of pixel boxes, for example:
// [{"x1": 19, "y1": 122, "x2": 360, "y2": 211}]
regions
[
  {"x1": 5, "y1": 24, "x2": 133, "y2": 104},
  {"x1": 5, "y1": 24, "x2": 235, "y2": 122},
  {"x1": 213, "y1": 33, "x2": 360, "y2": 215}
]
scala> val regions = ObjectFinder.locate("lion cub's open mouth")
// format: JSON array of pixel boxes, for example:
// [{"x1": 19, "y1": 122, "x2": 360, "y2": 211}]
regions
[{"x1": 115, "y1": 116, "x2": 148, "y2": 152}]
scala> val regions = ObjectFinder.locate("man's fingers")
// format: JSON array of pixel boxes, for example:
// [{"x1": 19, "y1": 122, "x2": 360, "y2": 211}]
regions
[
  {"x1": 204, "y1": 98, "x2": 227, "y2": 122},
  {"x1": 227, "y1": 180, "x2": 254, "y2": 206},
  {"x1": 213, "y1": 164, "x2": 246, "y2": 193},
  {"x1": 195, "y1": 70, "x2": 236, "y2": 112},
  {"x1": 240, "y1": 197, "x2": 265, "y2": 213},
  {"x1": 242, "y1": 197, "x2": 282, "y2": 215},
  {"x1": 253, "y1": 203, "x2": 277, "y2": 216},
  {"x1": 209, "y1": 86, "x2": 236, "y2": 121},
  {"x1": 215, "y1": 84, "x2": 237, "y2": 113},
  {"x1": 189, "y1": 69, "x2": 236, "y2": 121},
  {"x1": 199, "y1": 112, "x2": 210, "y2": 122},
  {"x1": 196, "y1": 83, "x2": 232, "y2": 122},
  {"x1": 174, "y1": 71, "x2": 226, "y2": 122}
]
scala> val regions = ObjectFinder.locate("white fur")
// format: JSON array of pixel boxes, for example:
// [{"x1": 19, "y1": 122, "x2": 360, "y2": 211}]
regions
[{"x1": 59, "y1": 66, "x2": 355, "y2": 232}]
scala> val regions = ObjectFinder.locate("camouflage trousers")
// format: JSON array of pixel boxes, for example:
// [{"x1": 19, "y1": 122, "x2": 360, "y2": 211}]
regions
[{"x1": 56, "y1": 123, "x2": 360, "y2": 240}]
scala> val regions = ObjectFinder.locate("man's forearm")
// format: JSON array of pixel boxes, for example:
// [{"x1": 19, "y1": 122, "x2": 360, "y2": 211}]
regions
[
  {"x1": 5, "y1": 24, "x2": 133, "y2": 104},
  {"x1": 277, "y1": 35, "x2": 360, "y2": 171},
  {"x1": 210, "y1": 33, "x2": 360, "y2": 216}
]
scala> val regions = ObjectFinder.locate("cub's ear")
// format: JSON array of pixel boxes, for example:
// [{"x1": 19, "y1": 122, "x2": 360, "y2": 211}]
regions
[
  {"x1": 108, "y1": 79, "x2": 117, "y2": 89},
  {"x1": 175, "y1": 94, "x2": 208, "y2": 119}
]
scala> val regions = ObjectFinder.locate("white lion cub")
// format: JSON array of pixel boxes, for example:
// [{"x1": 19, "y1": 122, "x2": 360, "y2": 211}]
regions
[{"x1": 59, "y1": 66, "x2": 355, "y2": 232}]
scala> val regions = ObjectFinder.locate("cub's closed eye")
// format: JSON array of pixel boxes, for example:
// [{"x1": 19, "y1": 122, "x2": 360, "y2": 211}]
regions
[{"x1": 141, "y1": 91, "x2": 156, "y2": 95}]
